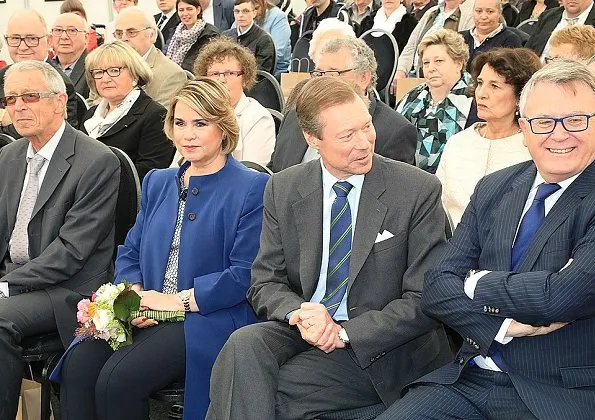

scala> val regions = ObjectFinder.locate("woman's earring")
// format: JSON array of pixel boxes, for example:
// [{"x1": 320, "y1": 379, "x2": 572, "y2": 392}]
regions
[{"x1": 132, "y1": 79, "x2": 138, "y2": 87}]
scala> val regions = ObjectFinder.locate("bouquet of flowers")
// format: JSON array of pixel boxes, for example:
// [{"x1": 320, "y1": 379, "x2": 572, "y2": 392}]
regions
[{"x1": 75, "y1": 282, "x2": 185, "y2": 350}]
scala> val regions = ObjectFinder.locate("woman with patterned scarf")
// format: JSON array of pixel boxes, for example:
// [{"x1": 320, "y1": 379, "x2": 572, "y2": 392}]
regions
[
  {"x1": 396, "y1": 29, "x2": 473, "y2": 173},
  {"x1": 166, "y1": 0, "x2": 220, "y2": 72}
]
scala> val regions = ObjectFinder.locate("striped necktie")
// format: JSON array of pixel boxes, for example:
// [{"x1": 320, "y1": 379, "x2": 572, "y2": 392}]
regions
[
  {"x1": 322, "y1": 181, "x2": 353, "y2": 317},
  {"x1": 157, "y1": 14, "x2": 167, "y2": 29}
]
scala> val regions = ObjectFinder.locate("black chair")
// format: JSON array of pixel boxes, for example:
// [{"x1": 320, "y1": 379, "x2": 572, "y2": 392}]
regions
[
  {"x1": 75, "y1": 92, "x2": 89, "y2": 127},
  {"x1": 291, "y1": 30, "x2": 314, "y2": 73},
  {"x1": 151, "y1": 380, "x2": 185, "y2": 419},
  {"x1": 0, "y1": 133, "x2": 16, "y2": 149},
  {"x1": 266, "y1": 108, "x2": 283, "y2": 136},
  {"x1": 184, "y1": 70, "x2": 195, "y2": 81},
  {"x1": 241, "y1": 160, "x2": 273, "y2": 175},
  {"x1": 155, "y1": 29, "x2": 166, "y2": 51},
  {"x1": 507, "y1": 26, "x2": 530, "y2": 46},
  {"x1": 359, "y1": 28, "x2": 399, "y2": 105},
  {"x1": 246, "y1": 70, "x2": 285, "y2": 112},
  {"x1": 516, "y1": 18, "x2": 538, "y2": 37}
]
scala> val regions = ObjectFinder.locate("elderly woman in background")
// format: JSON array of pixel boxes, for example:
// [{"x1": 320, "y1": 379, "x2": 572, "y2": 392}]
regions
[
  {"x1": 460, "y1": 0, "x2": 522, "y2": 71},
  {"x1": 546, "y1": 24, "x2": 595, "y2": 63},
  {"x1": 357, "y1": 0, "x2": 419, "y2": 54},
  {"x1": 166, "y1": 0, "x2": 220, "y2": 72},
  {"x1": 192, "y1": 37, "x2": 276, "y2": 166},
  {"x1": 436, "y1": 48, "x2": 541, "y2": 226},
  {"x1": 82, "y1": 41, "x2": 174, "y2": 181},
  {"x1": 396, "y1": 29, "x2": 472, "y2": 173},
  {"x1": 252, "y1": 0, "x2": 292, "y2": 76},
  {"x1": 58, "y1": 78, "x2": 268, "y2": 420}
]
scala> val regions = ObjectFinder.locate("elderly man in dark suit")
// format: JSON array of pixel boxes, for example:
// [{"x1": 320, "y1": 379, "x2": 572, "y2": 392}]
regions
[
  {"x1": 51, "y1": 12, "x2": 90, "y2": 98},
  {"x1": 269, "y1": 37, "x2": 417, "y2": 173},
  {"x1": 0, "y1": 61, "x2": 120, "y2": 420},
  {"x1": 525, "y1": 0, "x2": 595, "y2": 59},
  {"x1": 206, "y1": 76, "x2": 452, "y2": 419},
  {"x1": 378, "y1": 60, "x2": 595, "y2": 420},
  {"x1": 0, "y1": 9, "x2": 80, "y2": 133}
]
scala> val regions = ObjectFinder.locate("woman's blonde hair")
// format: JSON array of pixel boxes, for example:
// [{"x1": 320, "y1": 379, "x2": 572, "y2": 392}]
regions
[
  {"x1": 418, "y1": 29, "x2": 470, "y2": 68},
  {"x1": 550, "y1": 25, "x2": 595, "y2": 61},
  {"x1": 85, "y1": 41, "x2": 152, "y2": 97},
  {"x1": 164, "y1": 78, "x2": 240, "y2": 154}
]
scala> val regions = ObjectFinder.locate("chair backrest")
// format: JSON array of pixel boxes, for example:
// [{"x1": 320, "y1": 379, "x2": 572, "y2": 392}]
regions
[
  {"x1": 359, "y1": 28, "x2": 399, "y2": 104},
  {"x1": 108, "y1": 147, "x2": 141, "y2": 253},
  {"x1": 266, "y1": 108, "x2": 283, "y2": 136},
  {"x1": 506, "y1": 26, "x2": 530, "y2": 46},
  {"x1": 155, "y1": 29, "x2": 165, "y2": 51},
  {"x1": 0, "y1": 133, "x2": 16, "y2": 149},
  {"x1": 291, "y1": 30, "x2": 314, "y2": 73},
  {"x1": 395, "y1": 77, "x2": 425, "y2": 103},
  {"x1": 184, "y1": 69, "x2": 195, "y2": 80},
  {"x1": 74, "y1": 92, "x2": 89, "y2": 125},
  {"x1": 516, "y1": 18, "x2": 538, "y2": 36},
  {"x1": 241, "y1": 160, "x2": 273, "y2": 175},
  {"x1": 246, "y1": 70, "x2": 285, "y2": 112}
]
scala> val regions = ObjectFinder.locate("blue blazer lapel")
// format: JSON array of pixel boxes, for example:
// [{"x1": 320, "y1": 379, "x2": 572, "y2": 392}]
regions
[{"x1": 293, "y1": 161, "x2": 324, "y2": 299}]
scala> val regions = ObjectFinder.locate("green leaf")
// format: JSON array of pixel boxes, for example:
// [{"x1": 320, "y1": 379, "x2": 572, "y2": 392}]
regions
[{"x1": 113, "y1": 289, "x2": 141, "y2": 322}]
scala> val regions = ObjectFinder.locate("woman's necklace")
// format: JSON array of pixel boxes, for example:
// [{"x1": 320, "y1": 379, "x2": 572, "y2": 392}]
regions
[{"x1": 480, "y1": 124, "x2": 521, "y2": 139}]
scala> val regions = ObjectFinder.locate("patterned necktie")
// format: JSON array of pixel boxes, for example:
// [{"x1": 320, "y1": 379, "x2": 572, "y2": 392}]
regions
[
  {"x1": 321, "y1": 181, "x2": 353, "y2": 317},
  {"x1": 10, "y1": 154, "x2": 46, "y2": 264},
  {"x1": 511, "y1": 182, "x2": 561, "y2": 271},
  {"x1": 157, "y1": 14, "x2": 167, "y2": 30},
  {"x1": 566, "y1": 17, "x2": 579, "y2": 25}
]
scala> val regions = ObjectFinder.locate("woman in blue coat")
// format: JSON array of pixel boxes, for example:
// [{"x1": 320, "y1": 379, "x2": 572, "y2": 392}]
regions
[{"x1": 59, "y1": 78, "x2": 269, "y2": 420}]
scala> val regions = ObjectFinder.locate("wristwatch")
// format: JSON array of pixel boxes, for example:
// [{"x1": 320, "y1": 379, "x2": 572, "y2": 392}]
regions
[
  {"x1": 338, "y1": 327, "x2": 351, "y2": 347},
  {"x1": 178, "y1": 290, "x2": 191, "y2": 312}
]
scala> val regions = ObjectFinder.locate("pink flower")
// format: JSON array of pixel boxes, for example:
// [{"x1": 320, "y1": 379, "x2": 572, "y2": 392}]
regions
[
  {"x1": 91, "y1": 292, "x2": 97, "y2": 301},
  {"x1": 77, "y1": 299, "x2": 91, "y2": 324}
]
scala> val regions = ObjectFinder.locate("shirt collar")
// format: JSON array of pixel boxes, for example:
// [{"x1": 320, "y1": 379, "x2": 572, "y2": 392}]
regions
[
  {"x1": 471, "y1": 23, "x2": 504, "y2": 46},
  {"x1": 320, "y1": 159, "x2": 365, "y2": 199},
  {"x1": 26, "y1": 121, "x2": 66, "y2": 163},
  {"x1": 562, "y1": 1, "x2": 594, "y2": 23},
  {"x1": 162, "y1": 9, "x2": 177, "y2": 19},
  {"x1": 531, "y1": 169, "x2": 581, "y2": 192},
  {"x1": 237, "y1": 22, "x2": 254, "y2": 36}
]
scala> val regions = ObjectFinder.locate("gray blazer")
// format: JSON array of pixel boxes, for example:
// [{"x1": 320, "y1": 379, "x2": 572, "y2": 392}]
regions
[
  {"x1": 0, "y1": 124, "x2": 120, "y2": 344},
  {"x1": 248, "y1": 155, "x2": 453, "y2": 405}
]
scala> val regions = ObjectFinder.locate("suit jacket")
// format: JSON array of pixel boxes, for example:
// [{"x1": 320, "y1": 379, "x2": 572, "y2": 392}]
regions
[
  {"x1": 0, "y1": 62, "x2": 79, "y2": 135},
  {"x1": 81, "y1": 90, "x2": 175, "y2": 182},
  {"x1": 214, "y1": 0, "x2": 235, "y2": 31},
  {"x1": 249, "y1": 155, "x2": 453, "y2": 405},
  {"x1": 0, "y1": 124, "x2": 120, "y2": 345},
  {"x1": 269, "y1": 95, "x2": 417, "y2": 172},
  {"x1": 418, "y1": 160, "x2": 595, "y2": 420},
  {"x1": 515, "y1": 0, "x2": 560, "y2": 26},
  {"x1": 115, "y1": 156, "x2": 267, "y2": 416},
  {"x1": 61, "y1": 50, "x2": 89, "y2": 99},
  {"x1": 154, "y1": 11, "x2": 181, "y2": 50},
  {"x1": 357, "y1": 10, "x2": 419, "y2": 53},
  {"x1": 144, "y1": 46, "x2": 187, "y2": 109},
  {"x1": 525, "y1": 5, "x2": 595, "y2": 55},
  {"x1": 223, "y1": 24, "x2": 276, "y2": 74}
]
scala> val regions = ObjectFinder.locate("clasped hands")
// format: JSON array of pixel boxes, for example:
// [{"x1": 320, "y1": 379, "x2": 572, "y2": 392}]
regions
[
  {"x1": 130, "y1": 289, "x2": 182, "y2": 329},
  {"x1": 288, "y1": 302, "x2": 345, "y2": 353}
]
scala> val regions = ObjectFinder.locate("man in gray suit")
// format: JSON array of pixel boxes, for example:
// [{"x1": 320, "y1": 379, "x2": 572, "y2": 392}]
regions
[
  {"x1": 0, "y1": 61, "x2": 120, "y2": 420},
  {"x1": 269, "y1": 37, "x2": 417, "y2": 172},
  {"x1": 207, "y1": 76, "x2": 452, "y2": 419}
]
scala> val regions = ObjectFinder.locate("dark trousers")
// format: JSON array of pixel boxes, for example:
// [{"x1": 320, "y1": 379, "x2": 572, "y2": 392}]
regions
[
  {"x1": 60, "y1": 321, "x2": 185, "y2": 420},
  {"x1": 0, "y1": 290, "x2": 60, "y2": 420},
  {"x1": 376, "y1": 367, "x2": 538, "y2": 420},
  {"x1": 206, "y1": 321, "x2": 381, "y2": 420}
]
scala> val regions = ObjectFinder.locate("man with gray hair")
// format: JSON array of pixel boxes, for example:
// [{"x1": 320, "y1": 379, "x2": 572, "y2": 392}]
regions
[
  {"x1": 378, "y1": 60, "x2": 595, "y2": 420},
  {"x1": 0, "y1": 61, "x2": 119, "y2": 419},
  {"x1": 269, "y1": 37, "x2": 417, "y2": 172}
]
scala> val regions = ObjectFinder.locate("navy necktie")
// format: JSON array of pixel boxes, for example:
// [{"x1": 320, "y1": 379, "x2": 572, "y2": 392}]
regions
[
  {"x1": 157, "y1": 14, "x2": 167, "y2": 29},
  {"x1": 321, "y1": 181, "x2": 353, "y2": 317},
  {"x1": 511, "y1": 182, "x2": 561, "y2": 271}
]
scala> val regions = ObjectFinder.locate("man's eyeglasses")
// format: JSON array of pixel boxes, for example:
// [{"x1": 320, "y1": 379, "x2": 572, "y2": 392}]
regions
[
  {"x1": 113, "y1": 27, "x2": 151, "y2": 39},
  {"x1": 233, "y1": 8, "x2": 255, "y2": 14},
  {"x1": 310, "y1": 68, "x2": 354, "y2": 77},
  {"x1": 89, "y1": 67, "x2": 124, "y2": 79},
  {"x1": 4, "y1": 35, "x2": 47, "y2": 48},
  {"x1": 0, "y1": 92, "x2": 57, "y2": 107},
  {"x1": 525, "y1": 113, "x2": 595, "y2": 134},
  {"x1": 206, "y1": 70, "x2": 245, "y2": 79},
  {"x1": 51, "y1": 27, "x2": 87, "y2": 37}
]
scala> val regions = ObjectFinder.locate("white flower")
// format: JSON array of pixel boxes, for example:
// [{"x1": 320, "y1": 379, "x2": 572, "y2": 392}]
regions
[{"x1": 93, "y1": 308, "x2": 113, "y2": 332}]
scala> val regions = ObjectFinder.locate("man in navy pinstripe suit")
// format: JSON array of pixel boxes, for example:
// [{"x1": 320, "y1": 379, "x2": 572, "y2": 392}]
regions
[{"x1": 378, "y1": 60, "x2": 595, "y2": 420}]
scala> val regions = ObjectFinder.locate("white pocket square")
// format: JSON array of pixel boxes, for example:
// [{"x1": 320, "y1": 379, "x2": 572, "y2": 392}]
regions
[
  {"x1": 559, "y1": 258, "x2": 573, "y2": 272},
  {"x1": 375, "y1": 230, "x2": 394, "y2": 243}
]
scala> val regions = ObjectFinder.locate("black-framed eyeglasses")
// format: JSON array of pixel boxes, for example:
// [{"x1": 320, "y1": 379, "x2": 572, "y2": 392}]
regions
[
  {"x1": 113, "y1": 27, "x2": 151, "y2": 39},
  {"x1": 51, "y1": 27, "x2": 87, "y2": 37},
  {"x1": 0, "y1": 92, "x2": 57, "y2": 107},
  {"x1": 4, "y1": 35, "x2": 47, "y2": 48},
  {"x1": 206, "y1": 70, "x2": 245, "y2": 79},
  {"x1": 525, "y1": 113, "x2": 595, "y2": 134},
  {"x1": 89, "y1": 67, "x2": 124, "y2": 79},
  {"x1": 310, "y1": 68, "x2": 354, "y2": 77}
]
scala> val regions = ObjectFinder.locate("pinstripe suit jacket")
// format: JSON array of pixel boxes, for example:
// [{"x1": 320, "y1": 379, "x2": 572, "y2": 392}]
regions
[{"x1": 415, "y1": 160, "x2": 595, "y2": 420}]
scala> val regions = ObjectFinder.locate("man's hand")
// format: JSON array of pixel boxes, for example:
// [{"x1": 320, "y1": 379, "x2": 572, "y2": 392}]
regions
[
  {"x1": 506, "y1": 320, "x2": 568, "y2": 338},
  {"x1": 288, "y1": 302, "x2": 345, "y2": 353}
]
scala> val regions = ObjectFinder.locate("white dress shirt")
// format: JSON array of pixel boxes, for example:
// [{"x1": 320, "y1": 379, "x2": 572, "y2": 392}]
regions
[{"x1": 541, "y1": 1, "x2": 594, "y2": 60}]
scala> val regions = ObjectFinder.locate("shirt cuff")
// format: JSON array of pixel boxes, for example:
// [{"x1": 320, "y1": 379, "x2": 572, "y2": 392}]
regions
[
  {"x1": 464, "y1": 270, "x2": 490, "y2": 299},
  {"x1": 286, "y1": 309, "x2": 298, "y2": 322},
  {"x1": 0, "y1": 282, "x2": 9, "y2": 298},
  {"x1": 495, "y1": 318, "x2": 514, "y2": 344}
]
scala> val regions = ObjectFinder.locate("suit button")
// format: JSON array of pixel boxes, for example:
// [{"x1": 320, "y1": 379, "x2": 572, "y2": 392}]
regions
[
  {"x1": 495, "y1": 308, "x2": 500, "y2": 314},
  {"x1": 188, "y1": 212, "x2": 196, "y2": 221},
  {"x1": 473, "y1": 344, "x2": 480, "y2": 350},
  {"x1": 191, "y1": 187, "x2": 199, "y2": 196},
  {"x1": 381, "y1": 352, "x2": 386, "y2": 356},
  {"x1": 459, "y1": 357, "x2": 465, "y2": 365},
  {"x1": 370, "y1": 358, "x2": 375, "y2": 362},
  {"x1": 483, "y1": 306, "x2": 488, "y2": 312}
]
